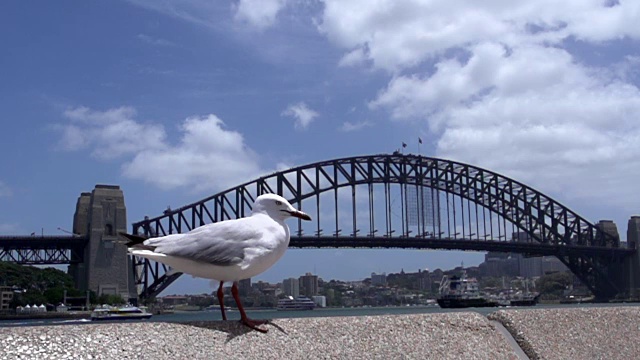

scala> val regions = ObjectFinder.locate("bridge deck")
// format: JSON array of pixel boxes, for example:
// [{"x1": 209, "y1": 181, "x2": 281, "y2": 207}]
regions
[{"x1": 290, "y1": 236, "x2": 636, "y2": 258}]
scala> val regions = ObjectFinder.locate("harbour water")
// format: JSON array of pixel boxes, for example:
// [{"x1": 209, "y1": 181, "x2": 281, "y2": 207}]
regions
[{"x1": 1, "y1": 302, "x2": 638, "y2": 327}]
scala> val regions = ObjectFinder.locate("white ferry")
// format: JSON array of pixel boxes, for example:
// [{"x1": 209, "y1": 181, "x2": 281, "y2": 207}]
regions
[
  {"x1": 90, "y1": 305, "x2": 153, "y2": 321},
  {"x1": 276, "y1": 296, "x2": 316, "y2": 311}
]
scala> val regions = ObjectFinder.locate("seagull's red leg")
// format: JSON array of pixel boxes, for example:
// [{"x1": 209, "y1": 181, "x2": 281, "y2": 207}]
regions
[
  {"x1": 217, "y1": 281, "x2": 227, "y2": 321},
  {"x1": 231, "y1": 281, "x2": 268, "y2": 333}
]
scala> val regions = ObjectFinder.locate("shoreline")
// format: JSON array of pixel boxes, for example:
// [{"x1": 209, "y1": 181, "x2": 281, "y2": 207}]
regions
[{"x1": 0, "y1": 312, "x2": 91, "y2": 321}]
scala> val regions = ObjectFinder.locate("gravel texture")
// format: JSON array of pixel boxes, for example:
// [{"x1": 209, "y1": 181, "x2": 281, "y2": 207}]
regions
[
  {"x1": 488, "y1": 306, "x2": 640, "y2": 360},
  {"x1": 1, "y1": 313, "x2": 519, "y2": 360}
]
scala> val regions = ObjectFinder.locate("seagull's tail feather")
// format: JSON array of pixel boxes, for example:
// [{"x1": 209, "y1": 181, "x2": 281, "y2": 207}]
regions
[{"x1": 118, "y1": 232, "x2": 156, "y2": 251}]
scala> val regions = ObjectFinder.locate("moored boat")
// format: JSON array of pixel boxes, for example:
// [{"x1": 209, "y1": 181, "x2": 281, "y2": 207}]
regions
[
  {"x1": 437, "y1": 272, "x2": 496, "y2": 308},
  {"x1": 276, "y1": 296, "x2": 316, "y2": 311},
  {"x1": 508, "y1": 292, "x2": 540, "y2": 306},
  {"x1": 90, "y1": 305, "x2": 153, "y2": 321}
]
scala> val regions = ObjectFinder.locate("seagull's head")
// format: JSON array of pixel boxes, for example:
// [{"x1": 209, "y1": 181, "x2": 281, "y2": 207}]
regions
[{"x1": 252, "y1": 194, "x2": 312, "y2": 222}]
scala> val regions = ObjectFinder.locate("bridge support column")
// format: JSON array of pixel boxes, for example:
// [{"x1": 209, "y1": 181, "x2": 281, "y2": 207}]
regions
[
  {"x1": 68, "y1": 185, "x2": 136, "y2": 302},
  {"x1": 625, "y1": 216, "x2": 640, "y2": 299}
]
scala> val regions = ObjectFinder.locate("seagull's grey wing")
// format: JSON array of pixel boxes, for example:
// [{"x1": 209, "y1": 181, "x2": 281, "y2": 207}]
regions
[{"x1": 148, "y1": 219, "x2": 263, "y2": 266}]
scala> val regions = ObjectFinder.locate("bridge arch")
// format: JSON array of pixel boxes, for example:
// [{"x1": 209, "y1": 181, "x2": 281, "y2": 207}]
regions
[{"x1": 132, "y1": 153, "x2": 628, "y2": 300}]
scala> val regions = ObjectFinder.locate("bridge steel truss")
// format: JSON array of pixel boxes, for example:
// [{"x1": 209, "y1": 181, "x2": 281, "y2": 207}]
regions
[
  {"x1": 132, "y1": 154, "x2": 634, "y2": 301},
  {"x1": 0, "y1": 236, "x2": 87, "y2": 265}
]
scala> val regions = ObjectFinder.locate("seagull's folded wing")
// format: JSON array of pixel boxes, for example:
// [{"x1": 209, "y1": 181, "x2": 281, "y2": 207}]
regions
[{"x1": 144, "y1": 219, "x2": 264, "y2": 266}]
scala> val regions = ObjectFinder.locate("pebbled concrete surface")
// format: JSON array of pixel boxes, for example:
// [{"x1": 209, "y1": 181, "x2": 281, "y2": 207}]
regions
[
  {"x1": 488, "y1": 306, "x2": 640, "y2": 360},
  {"x1": 1, "y1": 312, "x2": 519, "y2": 360}
]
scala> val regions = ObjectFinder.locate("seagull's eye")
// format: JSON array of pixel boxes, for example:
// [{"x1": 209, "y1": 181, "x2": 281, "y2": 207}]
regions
[{"x1": 275, "y1": 200, "x2": 282, "y2": 206}]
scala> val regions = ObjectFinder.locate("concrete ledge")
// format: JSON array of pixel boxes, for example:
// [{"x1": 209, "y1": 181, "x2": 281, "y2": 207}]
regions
[
  {"x1": 488, "y1": 306, "x2": 640, "y2": 359},
  {"x1": 1, "y1": 313, "x2": 519, "y2": 359}
]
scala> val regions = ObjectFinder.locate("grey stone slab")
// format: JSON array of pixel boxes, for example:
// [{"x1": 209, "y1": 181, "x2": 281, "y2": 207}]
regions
[
  {"x1": 0, "y1": 313, "x2": 520, "y2": 360},
  {"x1": 489, "y1": 306, "x2": 640, "y2": 360}
]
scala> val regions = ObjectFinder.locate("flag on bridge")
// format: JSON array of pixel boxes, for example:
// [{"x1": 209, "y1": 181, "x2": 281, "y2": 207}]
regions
[
  {"x1": 402, "y1": 142, "x2": 407, "y2": 148},
  {"x1": 418, "y1": 137, "x2": 422, "y2": 144}
]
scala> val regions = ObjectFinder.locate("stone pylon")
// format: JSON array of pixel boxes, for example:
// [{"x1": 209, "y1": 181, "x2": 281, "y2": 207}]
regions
[
  {"x1": 68, "y1": 185, "x2": 136, "y2": 301},
  {"x1": 626, "y1": 216, "x2": 640, "y2": 298}
]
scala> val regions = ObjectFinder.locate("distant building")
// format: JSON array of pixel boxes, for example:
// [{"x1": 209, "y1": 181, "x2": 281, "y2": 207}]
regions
[
  {"x1": 299, "y1": 272, "x2": 318, "y2": 296},
  {"x1": 542, "y1": 256, "x2": 569, "y2": 274},
  {"x1": 371, "y1": 272, "x2": 387, "y2": 286},
  {"x1": 0, "y1": 286, "x2": 14, "y2": 311},
  {"x1": 312, "y1": 295, "x2": 326, "y2": 307},
  {"x1": 282, "y1": 278, "x2": 300, "y2": 297},
  {"x1": 519, "y1": 256, "x2": 543, "y2": 278},
  {"x1": 514, "y1": 232, "x2": 543, "y2": 278},
  {"x1": 238, "y1": 278, "x2": 252, "y2": 296},
  {"x1": 480, "y1": 252, "x2": 519, "y2": 277},
  {"x1": 159, "y1": 295, "x2": 189, "y2": 306},
  {"x1": 417, "y1": 269, "x2": 431, "y2": 291}
]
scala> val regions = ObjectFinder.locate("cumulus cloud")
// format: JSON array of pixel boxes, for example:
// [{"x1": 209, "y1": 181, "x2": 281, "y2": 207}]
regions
[
  {"x1": 319, "y1": 0, "x2": 640, "y2": 72},
  {"x1": 339, "y1": 120, "x2": 372, "y2": 132},
  {"x1": 316, "y1": 0, "x2": 640, "y2": 212},
  {"x1": 56, "y1": 107, "x2": 263, "y2": 192},
  {"x1": 122, "y1": 114, "x2": 262, "y2": 191},
  {"x1": 282, "y1": 102, "x2": 319, "y2": 130},
  {"x1": 58, "y1": 106, "x2": 165, "y2": 159},
  {"x1": 234, "y1": 0, "x2": 289, "y2": 30}
]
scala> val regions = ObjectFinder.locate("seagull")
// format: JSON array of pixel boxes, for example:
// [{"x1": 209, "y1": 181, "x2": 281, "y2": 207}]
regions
[{"x1": 119, "y1": 193, "x2": 311, "y2": 332}]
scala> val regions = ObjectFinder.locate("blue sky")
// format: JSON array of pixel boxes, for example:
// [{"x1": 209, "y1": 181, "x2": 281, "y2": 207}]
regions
[{"x1": 2, "y1": 1, "x2": 640, "y2": 295}]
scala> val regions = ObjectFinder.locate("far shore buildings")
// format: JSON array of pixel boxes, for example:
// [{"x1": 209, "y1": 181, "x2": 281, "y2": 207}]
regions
[
  {"x1": 1, "y1": 286, "x2": 14, "y2": 311},
  {"x1": 479, "y1": 232, "x2": 569, "y2": 278}
]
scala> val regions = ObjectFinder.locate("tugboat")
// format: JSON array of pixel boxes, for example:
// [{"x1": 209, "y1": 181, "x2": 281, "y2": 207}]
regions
[
  {"x1": 437, "y1": 272, "x2": 497, "y2": 308},
  {"x1": 276, "y1": 296, "x2": 316, "y2": 311}
]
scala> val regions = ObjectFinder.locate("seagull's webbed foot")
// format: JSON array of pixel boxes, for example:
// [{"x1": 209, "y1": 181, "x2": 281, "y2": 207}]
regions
[
  {"x1": 240, "y1": 317, "x2": 269, "y2": 333},
  {"x1": 231, "y1": 281, "x2": 270, "y2": 333}
]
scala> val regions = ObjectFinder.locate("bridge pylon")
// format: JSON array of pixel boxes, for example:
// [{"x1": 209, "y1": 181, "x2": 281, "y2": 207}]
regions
[
  {"x1": 623, "y1": 216, "x2": 640, "y2": 299},
  {"x1": 68, "y1": 185, "x2": 136, "y2": 302}
]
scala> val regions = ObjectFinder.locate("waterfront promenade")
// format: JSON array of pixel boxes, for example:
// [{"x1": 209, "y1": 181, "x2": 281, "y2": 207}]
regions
[{"x1": 1, "y1": 306, "x2": 638, "y2": 359}]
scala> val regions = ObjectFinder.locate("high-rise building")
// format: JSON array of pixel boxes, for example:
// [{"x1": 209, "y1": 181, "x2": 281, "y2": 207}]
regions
[
  {"x1": 542, "y1": 256, "x2": 569, "y2": 274},
  {"x1": 371, "y1": 272, "x2": 387, "y2": 286},
  {"x1": 299, "y1": 272, "x2": 318, "y2": 296},
  {"x1": 238, "y1": 278, "x2": 252, "y2": 296},
  {"x1": 282, "y1": 278, "x2": 300, "y2": 297}
]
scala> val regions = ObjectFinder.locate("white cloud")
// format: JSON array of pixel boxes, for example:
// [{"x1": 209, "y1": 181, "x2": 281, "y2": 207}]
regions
[
  {"x1": 56, "y1": 107, "x2": 263, "y2": 192},
  {"x1": 126, "y1": 0, "x2": 227, "y2": 28},
  {"x1": 0, "y1": 181, "x2": 11, "y2": 197},
  {"x1": 282, "y1": 102, "x2": 319, "y2": 130},
  {"x1": 315, "y1": 0, "x2": 640, "y2": 214},
  {"x1": 137, "y1": 34, "x2": 175, "y2": 47},
  {"x1": 318, "y1": 0, "x2": 640, "y2": 72},
  {"x1": 339, "y1": 120, "x2": 372, "y2": 132},
  {"x1": 58, "y1": 106, "x2": 165, "y2": 159},
  {"x1": 122, "y1": 114, "x2": 262, "y2": 191},
  {"x1": 338, "y1": 47, "x2": 368, "y2": 67},
  {"x1": 234, "y1": 0, "x2": 289, "y2": 30}
]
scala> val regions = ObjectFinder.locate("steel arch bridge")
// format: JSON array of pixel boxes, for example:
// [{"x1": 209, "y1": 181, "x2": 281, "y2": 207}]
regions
[{"x1": 132, "y1": 153, "x2": 634, "y2": 301}]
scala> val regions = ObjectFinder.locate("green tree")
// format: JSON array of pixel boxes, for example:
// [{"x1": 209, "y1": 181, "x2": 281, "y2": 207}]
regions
[{"x1": 537, "y1": 272, "x2": 572, "y2": 298}]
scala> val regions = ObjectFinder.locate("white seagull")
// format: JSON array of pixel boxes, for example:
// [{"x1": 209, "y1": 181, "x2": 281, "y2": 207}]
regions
[{"x1": 120, "y1": 193, "x2": 311, "y2": 332}]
